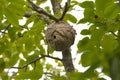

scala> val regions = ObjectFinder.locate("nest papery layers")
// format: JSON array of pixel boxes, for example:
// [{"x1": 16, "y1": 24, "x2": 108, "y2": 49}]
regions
[{"x1": 45, "y1": 21, "x2": 76, "y2": 51}]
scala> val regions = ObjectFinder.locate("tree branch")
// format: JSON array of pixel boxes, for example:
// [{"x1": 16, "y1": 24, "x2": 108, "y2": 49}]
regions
[
  {"x1": 50, "y1": 0, "x2": 61, "y2": 14},
  {"x1": 24, "y1": 12, "x2": 50, "y2": 24},
  {"x1": 59, "y1": 0, "x2": 71, "y2": 20},
  {"x1": 110, "y1": 31, "x2": 118, "y2": 37},
  {"x1": 11, "y1": 54, "x2": 62, "y2": 70},
  {"x1": 27, "y1": 0, "x2": 59, "y2": 22},
  {"x1": 62, "y1": 48, "x2": 74, "y2": 72}
]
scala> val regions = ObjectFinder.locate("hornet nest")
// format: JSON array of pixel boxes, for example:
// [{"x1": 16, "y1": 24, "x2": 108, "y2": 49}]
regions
[{"x1": 45, "y1": 21, "x2": 76, "y2": 51}]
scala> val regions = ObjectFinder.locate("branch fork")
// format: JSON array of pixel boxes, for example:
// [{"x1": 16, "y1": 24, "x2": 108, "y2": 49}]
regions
[{"x1": 27, "y1": 0, "x2": 70, "y2": 22}]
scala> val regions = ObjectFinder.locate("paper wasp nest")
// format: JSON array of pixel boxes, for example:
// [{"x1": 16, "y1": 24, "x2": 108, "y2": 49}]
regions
[{"x1": 45, "y1": 21, "x2": 76, "y2": 51}]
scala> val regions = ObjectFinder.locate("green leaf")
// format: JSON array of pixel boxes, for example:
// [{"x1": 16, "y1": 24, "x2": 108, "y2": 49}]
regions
[
  {"x1": 81, "y1": 51, "x2": 98, "y2": 67},
  {"x1": 45, "y1": 6, "x2": 51, "y2": 13},
  {"x1": 31, "y1": 19, "x2": 45, "y2": 34},
  {"x1": 8, "y1": 27, "x2": 16, "y2": 42},
  {"x1": 8, "y1": 2, "x2": 25, "y2": 17},
  {"x1": 25, "y1": 37, "x2": 35, "y2": 52},
  {"x1": 95, "y1": 0, "x2": 115, "y2": 15},
  {"x1": 39, "y1": 45, "x2": 45, "y2": 54},
  {"x1": 26, "y1": 54, "x2": 39, "y2": 63},
  {"x1": 16, "y1": 62, "x2": 43, "y2": 79},
  {"x1": 0, "y1": 24, "x2": 4, "y2": 31},
  {"x1": 77, "y1": 18, "x2": 87, "y2": 24},
  {"x1": 0, "y1": 41, "x2": 6, "y2": 54},
  {"x1": 71, "y1": 1, "x2": 79, "y2": 6},
  {"x1": 101, "y1": 34, "x2": 118, "y2": 53},
  {"x1": 81, "y1": 29, "x2": 91, "y2": 35},
  {"x1": 83, "y1": 66, "x2": 98, "y2": 78},
  {"x1": 25, "y1": 14, "x2": 35, "y2": 25},
  {"x1": 79, "y1": 1, "x2": 95, "y2": 9},
  {"x1": 64, "y1": 13, "x2": 77, "y2": 23},
  {"x1": 53, "y1": 76, "x2": 66, "y2": 80},
  {"x1": 104, "y1": 3, "x2": 119, "y2": 19},
  {"x1": 4, "y1": 7, "x2": 19, "y2": 26},
  {"x1": 84, "y1": 8, "x2": 95, "y2": 22},
  {"x1": 67, "y1": 72, "x2": 83, "y2": 80},
  {"x1": 77, "y1": 37, "x2": 90, "y2": 53},
  {"x1": 0, "y1": 7, "x2": 3, "y2": 23},
  {"x1": 48, "y1": 46, "x2": 54, "y2": 54},
  {"x1": 0, "y1": 58, "x2": 5, "y2": 73},
  {"x1": 9, "y1": 53, "x2": 19, "y2": 67},
  {"x1": 91, "y1": 28, "x2": 106, "y2": 45}
]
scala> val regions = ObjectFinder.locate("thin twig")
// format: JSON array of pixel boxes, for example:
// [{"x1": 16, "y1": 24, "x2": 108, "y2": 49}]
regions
[
  {"x1": 27, "y1": 0, "x2": 59, "y2": 22},
  {"x1": 44, "y1": 72, "x2": 58, "y2": 77},
  {"x1": 110, "y1": 31, "x2": 118, "y2": 37},
  {"x1": 59, "y1": 0, "x2": 71, "y2": 20},
  {"x1": 11, "y1": 54, "x2": 62, "y2": 70}
]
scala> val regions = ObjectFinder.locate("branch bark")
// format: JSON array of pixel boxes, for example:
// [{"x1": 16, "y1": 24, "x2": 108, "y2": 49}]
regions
[
  {"x1": 27, "y1": 0, "x2": 59, "y2": 22},
  {"x1": 62, "y1": 49, "x2": 74, "y2": 72},
  {"x1": 59, "y1": 0, "x2": 71, "y2": 20},
  {"x1": 11, "y1": 54, "x2": 62, "y2": 71},
  {"x1": 50, "y1": 0, "x2": 61, "y2": 14}
]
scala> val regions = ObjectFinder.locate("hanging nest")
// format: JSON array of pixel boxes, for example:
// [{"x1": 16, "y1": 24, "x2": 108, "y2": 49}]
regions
[{"x1": 45, "y1": 21, "x2": 76, "y2": 51}]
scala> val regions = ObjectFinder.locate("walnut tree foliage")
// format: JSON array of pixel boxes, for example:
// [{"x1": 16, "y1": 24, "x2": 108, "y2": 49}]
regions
[{"x1": 0, "y1": 0, "x2": 120, "y2": 80}]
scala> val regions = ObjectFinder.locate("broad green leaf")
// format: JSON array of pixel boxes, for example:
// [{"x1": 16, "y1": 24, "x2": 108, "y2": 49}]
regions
[
  {"x1": 38, "y1": 45, "x2": 45, "y2": 54},
  {"x1": 25, "y1": 14, "x2": 36, "y2": 25},
  {"x1": 0, "y1": 24, "x2": 4, "y2": 31},
  {"x1": 25, "y1": 37, "x2": 35, "y2": 52},
  {"x1": 36, "y1": 0, "x2": 47, "y2": 5},
  {"x1": 67, "y1": 72, "x2": 83, "y2": 80},
  {"x1": 16, "y1": 37, "x2": 24, "y2": 53},
  {"x1": 101, "y1": 34, "x2": 118, "y2": 53},
  {"x1": 104, "y1": 3, "x2": 119, "y2": 19},
  {"x1": 8, "y1": 27, "x2": 16, "y2": 42},
  {"x1": 77, "y1": 37, "x2": 90, "y2": 53},
  {"x1": 89, "y1": 25, "x2": 96, "y2": 32},
  {"x1": 64, "y1": 13, "x2": 77, "y2": 23},
  {"x1": 98, "y1": 78, "x2": 106, "y2": 80},
  {"x1": 0, "y1": 72, "x2": 9, "y2": 80},
  {"x1": 90, "y1": 28, "x2": 106, "y2": 45},
  {"x1": 84, "y1": 8, "x2": 95, "y2": 22},
  {"x1": 8, "y1": 0, "x2": 25, "y2": 5},
  {"x1": 83, "y1": 66, "x2": 98, "y2": 78},
  {"x1": 79, "y1": 1, "x2": 95, "y2": 9},
  {"x1": 81, "y1": 51, "x2": 99, "y2": 67},
  {"x1": 46, "y1": 63, "x2": 53, "y2": 70},
  {"x1": 16, "y1": 62, "x2": 43, "y2": 79},
  {"x1": 31, "y1": 19, "x2": 46, "y2": 34},
  {"x1": 45, "y1": 6, "x2": 51, "y2": 13},
  {"x1": 77, "y1": 18, "x2": 88, "y2": 24},
  {"x1": 95, "y1": 0, "x2": 115, "y2": 16},
  {"x1": 9, "y1": 53, "x2": 19, "y2": 67},
  {"x1": 95, "y1": 0, "x2": 115, "y2": 11},
  {"x1": 81, "y1": 29, "x2": 91, "y2": 35},
  {"x1": 0, "y1": 41, "x2": 6, "y2": 54},
  {"x1": 8, "y1": 2, "x2": 25, "y2": 17},
  {"x1": 34, "y1": 34, "x2": 43, "y2": 46},
  {"x1": 71, "y1": 1, "x2": 79, "y2": 6},
  {"x1": 4, "y1": 7, "x2": 19, "y2": 26},
  {"x1": 48, "y1": 46, "x2": 54, "y2": 54},
  {"x1": 0, "y1": 7, "x2": 3, "y2": 23},
  {"x1": 0, "y1": 58, "x2": 5, "y2": 73}
]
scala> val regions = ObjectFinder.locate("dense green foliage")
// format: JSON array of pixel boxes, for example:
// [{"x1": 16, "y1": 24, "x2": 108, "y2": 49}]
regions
[{"x1": 0, "y1": 0, "x2": 120, "y2": 80}]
